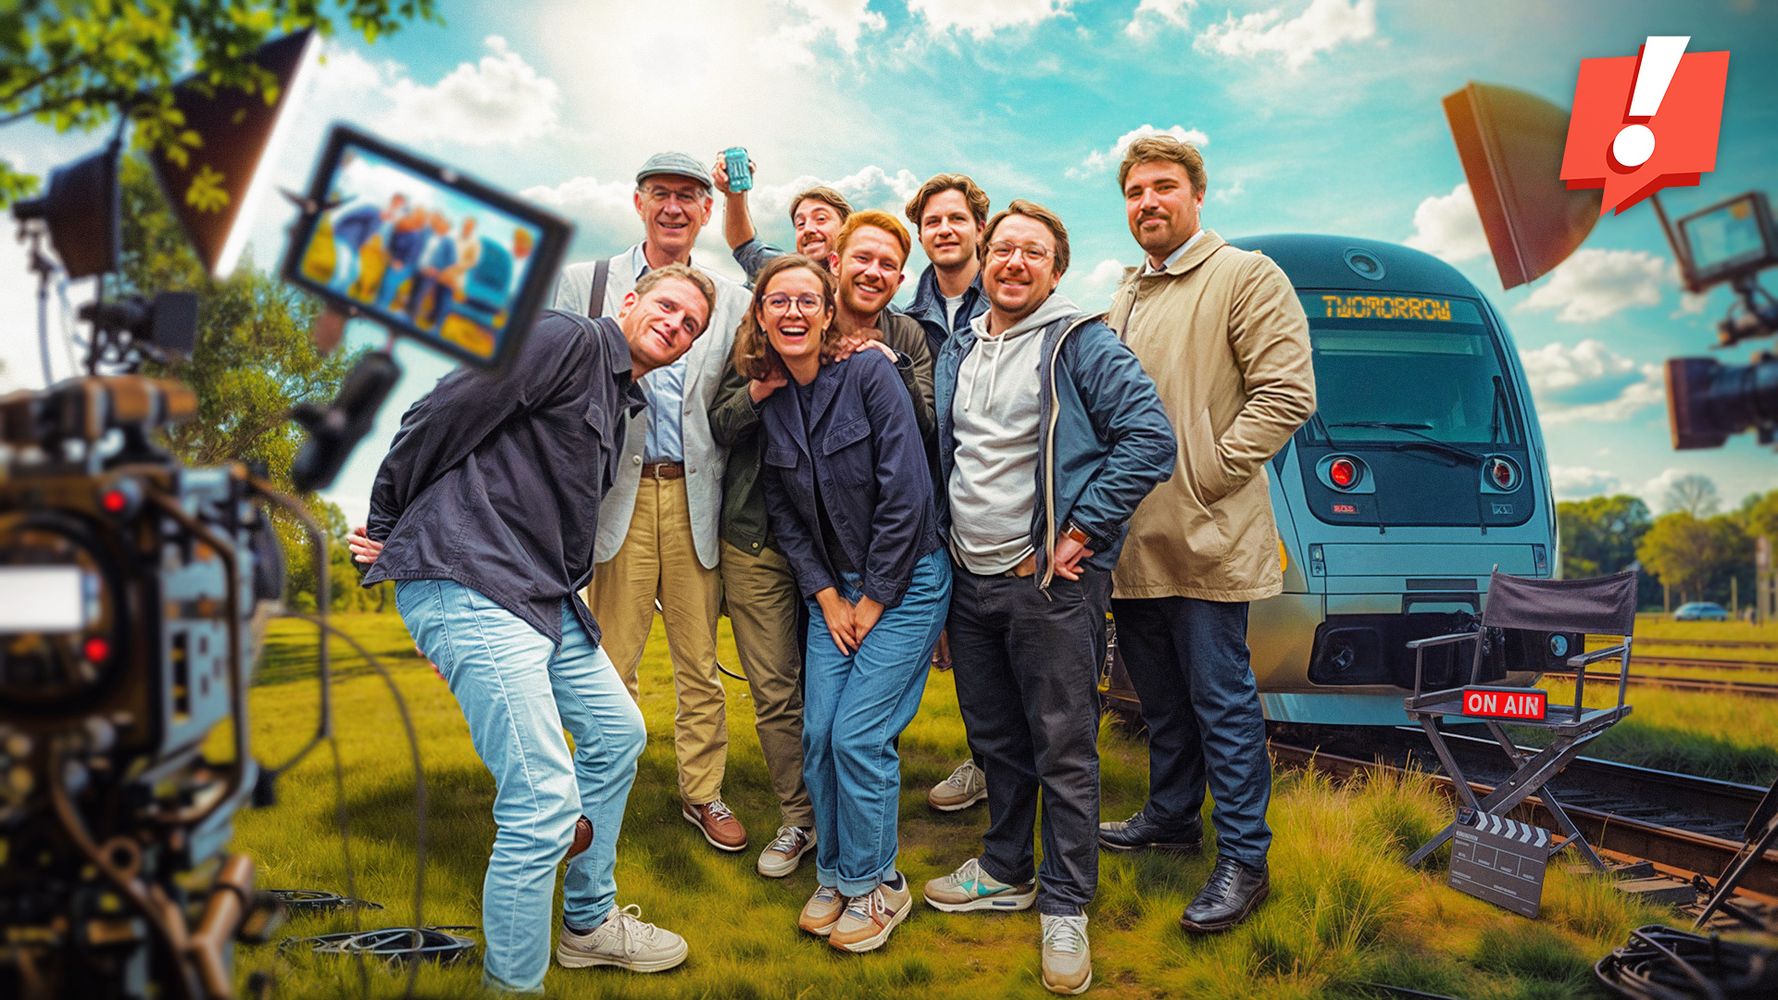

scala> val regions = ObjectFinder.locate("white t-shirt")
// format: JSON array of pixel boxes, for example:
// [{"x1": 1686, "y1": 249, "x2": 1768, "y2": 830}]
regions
[{"x1": 943, "y1": 293, "x2": 966, "y2": 332}]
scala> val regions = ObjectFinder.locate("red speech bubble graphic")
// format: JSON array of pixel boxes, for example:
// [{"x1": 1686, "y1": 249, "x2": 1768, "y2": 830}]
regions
[{"x1": 1560, "y1": 37, "x2": 1729, "y2": 215}]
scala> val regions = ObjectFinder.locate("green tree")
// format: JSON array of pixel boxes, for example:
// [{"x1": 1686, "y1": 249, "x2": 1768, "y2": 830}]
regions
[
  {"x1": 1637, "y1": 511, "x2": 1749, "y2": 605},
  {"x1": 119, "y1": 152, "x2": 358, "y2": 609},
  {"x1": 0, "y1": 0, "x2": 437, "y2": 203},
  {"x1": 1557, "y1": 494, "x2": 1650, "y2": 576}
]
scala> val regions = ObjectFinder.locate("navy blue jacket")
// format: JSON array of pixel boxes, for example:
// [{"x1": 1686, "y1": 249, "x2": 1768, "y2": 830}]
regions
[
  {"x1": 761, "y1": 350, "x2": 942, "y2": 608},
  {"x1": 363, "y1": 311, "x2": 645, "y2": 645},
  {"x1": 935, "y1": 309, "x2": 1176, "y2": 586},
  {"x1": 903, "y1": 265, "x2": 988, "y2": 359}
]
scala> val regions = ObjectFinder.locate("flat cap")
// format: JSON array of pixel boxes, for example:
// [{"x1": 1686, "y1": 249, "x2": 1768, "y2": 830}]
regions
[{"x1": 635, "y1": 151, "x2": 713, "y2": 189}]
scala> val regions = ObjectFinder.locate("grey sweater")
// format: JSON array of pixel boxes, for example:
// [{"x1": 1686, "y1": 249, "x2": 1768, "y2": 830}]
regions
[{"x1": 946, "y1": 293, "x2": 1081, "y2": 574}]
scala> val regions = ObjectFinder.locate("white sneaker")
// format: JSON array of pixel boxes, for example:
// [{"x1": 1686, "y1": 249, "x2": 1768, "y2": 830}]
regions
[
  {"x1": 922, "y1": 857, "x2": 1037, "y2": 912},
  {"x1": 757, "y1": 825, "x2": 815, "y2": 878},
  {"x1": 555, "y1": 904, "x2": 688, "y2": 973},
  {"x1": 1040, "y1": 913, "x2": 1092, "y2": 995},
  {"x1": 927, "y1": 758, "x2": 988, "y2": 812}
]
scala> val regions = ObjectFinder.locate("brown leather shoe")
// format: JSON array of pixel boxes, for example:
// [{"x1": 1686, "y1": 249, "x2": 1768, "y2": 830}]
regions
[{"x1": 682, "y1": 798, "x2": 748, "y2": 852}]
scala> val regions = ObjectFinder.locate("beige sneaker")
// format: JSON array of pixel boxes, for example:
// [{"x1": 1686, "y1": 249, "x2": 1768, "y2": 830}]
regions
[
  {"x1": 555, "y1": 904, "x2": 688, "y2": 973},
  {"x1": 1040, "y1": 913, "x2": 1091, "y2": 995},
  {"x1": 798, "y1": 884, "x2": 845, "y2": 937},
  {"x1": 927, "y1": 758, "x2": 987, "y2": 812},
  {"x1": 758, "y1": 825, "x2": 815, "y2": 878},
  {"x1": 923, "y1": 857, "x2": 1037, "y2": 912},
  {"x1": 829, "y1": 877, "x2": 912, "y2": 953}
]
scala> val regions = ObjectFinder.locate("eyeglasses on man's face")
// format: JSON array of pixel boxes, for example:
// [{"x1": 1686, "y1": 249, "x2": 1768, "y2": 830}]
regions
[{"x1": 986, "y1": 242, "x2": 1054, "y2": 264}]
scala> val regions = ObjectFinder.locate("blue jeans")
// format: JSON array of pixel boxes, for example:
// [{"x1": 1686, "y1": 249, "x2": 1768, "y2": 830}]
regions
[
  {"x1": 397, "y1": 579, "x2": 646, "y2": 994},
  {"x1": 1109, "y1": 596, "x2": 1272, "y2": 867},
  {"x1": 802, "y1": 548, "x2": 951, "y2": 895}
]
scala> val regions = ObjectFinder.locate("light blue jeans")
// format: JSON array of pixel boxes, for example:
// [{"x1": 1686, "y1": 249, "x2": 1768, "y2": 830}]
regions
[
  {"x1": 396, "y1": 579, "x2": 645, "y2": 994},
  {"x1": 801, "y1": 548, "x2": 952, "y2": 896}
]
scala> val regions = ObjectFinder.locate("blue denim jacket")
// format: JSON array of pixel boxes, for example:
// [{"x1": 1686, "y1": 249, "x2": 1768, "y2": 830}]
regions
[
  {"x1": 935, "y1": 308, "x2": 1176, "y2": 586},
  {"x1": 902, "y1": 265, "x2": 988, "y2": 359},
  {"x1": 761, "y1": 349, "x2": 942, "y2": 608}
]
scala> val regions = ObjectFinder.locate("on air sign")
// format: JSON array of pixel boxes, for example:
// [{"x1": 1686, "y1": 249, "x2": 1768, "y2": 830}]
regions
[{"x1": 1460, "y1": 687, "x2": 1548, "y2": 721}]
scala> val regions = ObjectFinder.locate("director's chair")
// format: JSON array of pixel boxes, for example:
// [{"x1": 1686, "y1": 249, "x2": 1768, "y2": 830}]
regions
[{"x1": 1402, "y1": 568, "x2": 1639, "y2": 871}]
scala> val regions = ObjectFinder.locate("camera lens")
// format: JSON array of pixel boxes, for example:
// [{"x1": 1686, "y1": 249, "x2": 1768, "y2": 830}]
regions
[{"x1": 1344, "y1": 248, "x2": 1385, "y2": 281}]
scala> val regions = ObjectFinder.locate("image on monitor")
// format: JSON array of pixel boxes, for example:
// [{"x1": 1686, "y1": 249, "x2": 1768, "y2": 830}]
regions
[{"x1": 283, "y1": 126, "x2": 569, "y2": 369}]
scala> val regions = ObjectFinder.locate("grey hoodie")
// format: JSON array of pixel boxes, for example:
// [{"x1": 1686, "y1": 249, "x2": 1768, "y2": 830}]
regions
[{"x1": 947, "y1": 293, "x2": 1082, "y2": 575}]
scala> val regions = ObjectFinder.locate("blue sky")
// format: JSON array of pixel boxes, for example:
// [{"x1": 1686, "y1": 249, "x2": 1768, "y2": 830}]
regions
[{"x1": 4, "y1": 0, "x2": 1776, "y2": 523}]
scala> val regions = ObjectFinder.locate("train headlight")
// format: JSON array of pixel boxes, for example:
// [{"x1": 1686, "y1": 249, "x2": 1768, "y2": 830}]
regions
[
  {"x1": 1329, "y1": 457, "x2": 1359, "y2": 489},
  {"x1": 1486, "y1": 457, "x2": 1519, "y2": 490},
  {"x1": 1548, "y1": 633, "x2": 1570, "y2": 658}
]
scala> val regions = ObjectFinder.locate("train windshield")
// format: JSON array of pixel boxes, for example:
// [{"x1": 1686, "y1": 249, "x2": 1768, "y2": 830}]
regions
[{"x1": 1296, "y1": 292, "x2": 1521, "y2": 447}]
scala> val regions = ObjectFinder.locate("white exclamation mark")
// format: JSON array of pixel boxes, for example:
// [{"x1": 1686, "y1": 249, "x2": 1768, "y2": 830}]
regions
[{"x1": 1613, "y1": 36, "x2": 1690, "y2": 168}]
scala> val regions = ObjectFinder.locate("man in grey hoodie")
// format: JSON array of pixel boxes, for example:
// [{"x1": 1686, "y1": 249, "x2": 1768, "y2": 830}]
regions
[{"x1": 921, "y1": 200, "x2": 1175, "y2": 995}]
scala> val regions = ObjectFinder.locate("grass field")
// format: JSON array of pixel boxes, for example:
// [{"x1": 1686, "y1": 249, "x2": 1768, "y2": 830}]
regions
[{"x1": 228, "y1": 614, "x2": 1675, "y2": 999}]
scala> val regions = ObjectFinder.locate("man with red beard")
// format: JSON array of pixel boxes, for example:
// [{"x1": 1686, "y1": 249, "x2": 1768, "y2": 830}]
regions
[
  {"x1": 709, "y1": 212, "x2": 933, "y2": 879},
  {"x1": 714, "y1": 152, "x2": 853, "y2": 284}
]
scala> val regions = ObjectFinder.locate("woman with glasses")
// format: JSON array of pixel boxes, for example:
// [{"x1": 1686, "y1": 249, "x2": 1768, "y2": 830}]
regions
[{"x1": 733, "y1": 253, "x2": 951, "y2": 953}]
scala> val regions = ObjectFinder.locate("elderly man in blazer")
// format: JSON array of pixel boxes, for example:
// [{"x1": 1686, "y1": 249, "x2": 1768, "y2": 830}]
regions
[{"x1": 552, "y1": 151, "x2": 751, "y2": 852}]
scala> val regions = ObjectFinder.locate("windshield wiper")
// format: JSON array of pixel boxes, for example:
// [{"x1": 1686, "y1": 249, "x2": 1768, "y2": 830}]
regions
[{"x1": 1325, "y1": 421, "x2": 1483, "y2": 465}]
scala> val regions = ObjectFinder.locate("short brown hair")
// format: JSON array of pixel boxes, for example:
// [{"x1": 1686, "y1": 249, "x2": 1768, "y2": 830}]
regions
[
  {"x1": 981, "y1": 199, "x2": 1070, "y2": 276},
  {"x1": 905, "y1": 173, "x2": 990, "y2": 229},
  {"x1": 1117, "y1": 135, "x2": 1207, "y2": 197},
  {"x1": 634, "y1": 262, "x2": 717, "y2": 320},
  {"x1": 789, "y1": 186, "x2": 852, "y2": 224},
  {"x1": 732, "y1": 254, "x2": 845, "y2": 382},
  {"x1": 834, "y1": 210, "x2": 911, "y2": 265}
]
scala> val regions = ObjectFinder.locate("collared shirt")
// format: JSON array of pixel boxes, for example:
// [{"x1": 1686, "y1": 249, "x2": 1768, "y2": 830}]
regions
[
  {"x1": 1144, "y1": 229, "x2": 1204, "y2": 274},
  {"x1": 364, "y1": 311, "x2": 645, "y2": 645},
  {"x1": 631, "y1": 242, "x2": 687, "y2": 463}
]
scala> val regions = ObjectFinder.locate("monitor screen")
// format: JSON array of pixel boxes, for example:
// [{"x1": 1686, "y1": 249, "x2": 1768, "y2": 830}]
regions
[
  {"x1": 281, "y1": 125, "x2": 571, "y2": 369},
  {"x1": 1678, "y1": 193, "x2": 1777, "y2": 291}
]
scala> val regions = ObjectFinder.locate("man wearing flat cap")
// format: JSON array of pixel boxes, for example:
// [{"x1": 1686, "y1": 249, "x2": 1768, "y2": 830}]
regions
[{"x1": 553, "y1": 152, "x2": 751, "y2": 853}]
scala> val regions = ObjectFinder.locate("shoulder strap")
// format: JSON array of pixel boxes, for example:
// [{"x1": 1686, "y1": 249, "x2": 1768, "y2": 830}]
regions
[{"x1": 587, "y1": 258, "x2": 611, "y2": 318}]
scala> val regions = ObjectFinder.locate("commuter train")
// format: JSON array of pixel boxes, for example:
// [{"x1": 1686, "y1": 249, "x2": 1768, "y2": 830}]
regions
[{"x1": 1107, "y1": 234, "x2": 1566, "y2": 727}]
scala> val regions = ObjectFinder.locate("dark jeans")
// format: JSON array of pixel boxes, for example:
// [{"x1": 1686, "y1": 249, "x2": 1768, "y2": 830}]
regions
[
  {"x1": 1109, "y1": 596, "x2": 1272, "y2": 868},
  {"x1": 948, "y1": 564, "x2": 1110, "y2": 916}
]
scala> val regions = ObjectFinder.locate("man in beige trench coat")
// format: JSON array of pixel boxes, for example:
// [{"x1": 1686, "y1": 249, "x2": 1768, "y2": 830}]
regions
[{"x1": 1096, "y1": 135, "x2": 1316, "y2": 934}]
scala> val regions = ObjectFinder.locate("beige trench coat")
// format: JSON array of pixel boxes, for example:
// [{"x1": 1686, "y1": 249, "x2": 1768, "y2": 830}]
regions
[{"x1": 1106, "y1": 229, "x2": 1317, "y2": 602}]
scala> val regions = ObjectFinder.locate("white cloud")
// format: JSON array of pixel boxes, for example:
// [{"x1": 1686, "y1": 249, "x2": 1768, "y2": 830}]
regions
[
  {"x1": 365, "y1": 36, "x2": 561, "y2": 147},
  {"x1": 1062, "y1": 257, "x2": 1132, "y2": 307},
  {"x1": 1069, "y1": 124, "x2": 1209, "y2": 179},
  {"x1": 1520, "y1": 249, "x2": 1669, "y2": 323},
  {"x1": 749, "y1": 165, "x2": 923, "y2": 223},
  {"x1": 1404, "y1": 182, "x2": 1487, "y2": 264},
  {"x1": 1550, "y1": 465, "x2": 1625, "y2": 500},
  {"x1": 772, "y1": 0, "x2": 888, "y2": 64},
  {"x1": 1521, "y1": 339, "x2": 1666, "y2": 426},
  {"x1": 907, "y1": 0, "x2": 1075, "y2": 38},
  {"x1": 1125, "y1": 0, "x2": 1197, "y2": 39},
  {"x1": 1196, "y1": 0, "x2": 1377, "y2": 71}
]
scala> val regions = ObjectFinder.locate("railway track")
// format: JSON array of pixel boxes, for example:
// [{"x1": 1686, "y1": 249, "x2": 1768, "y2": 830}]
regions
[
  {"x1": 1635, "y1": 636, "x2": 1778, "y2": 652},
  {"x1": 1633, "y1": 655, "x2": 1778, "y2": 674},
  {"x1": 1266, "y1": 723, "x2": 1777, "y2": 896},
  {"x1": 1543, "y1": 670, "x2": 1778, "y2": 699}
]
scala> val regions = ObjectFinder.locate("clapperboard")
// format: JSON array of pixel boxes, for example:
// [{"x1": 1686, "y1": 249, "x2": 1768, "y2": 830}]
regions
[{"x1": 1448, "y1": 809, "x2": 1555, "y2": 918}]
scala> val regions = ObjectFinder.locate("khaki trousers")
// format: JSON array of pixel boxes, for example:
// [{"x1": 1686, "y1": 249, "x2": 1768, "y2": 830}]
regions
[
  {"x1": 587, "y1": 476, "x2": 726, "y2": 804},
  {"x1": 720, "y1": 541, "x2": 814, "y2": 829}
]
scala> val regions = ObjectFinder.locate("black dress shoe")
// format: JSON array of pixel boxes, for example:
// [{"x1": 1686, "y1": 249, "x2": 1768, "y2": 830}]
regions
[
  {"x1": 1097, "y1": 810, "x2": 1203, "y2": 852},
  {"x1": 1180, "y1": 857, "x2": 1269, "y2": 933}
]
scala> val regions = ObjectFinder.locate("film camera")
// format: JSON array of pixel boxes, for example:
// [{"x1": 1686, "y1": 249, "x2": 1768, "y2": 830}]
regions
[{"x1": 0, "y1": 29, "x2": 567, "y2": 1000}]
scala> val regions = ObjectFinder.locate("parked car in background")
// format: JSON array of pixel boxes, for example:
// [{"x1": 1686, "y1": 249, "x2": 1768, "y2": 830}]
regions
[{"x1": 1674, "y1": 602, "x2": 1730, "y2": 621}]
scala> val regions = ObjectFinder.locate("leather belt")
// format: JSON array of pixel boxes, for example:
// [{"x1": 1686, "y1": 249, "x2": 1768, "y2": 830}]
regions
[
  {"x1": 641, "y1": 461, "x2": 685, "y2": 480},
  {"x1": 1002, "y1": 553, "x2": 1038, "y2": 579}
]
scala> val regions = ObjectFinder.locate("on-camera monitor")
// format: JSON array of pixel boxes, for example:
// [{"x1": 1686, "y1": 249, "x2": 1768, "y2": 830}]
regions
[
  {"x1": 1677, "y1": 192, "x2": 1778, "y2": 291},
  {"x1": 281, "y1": 125, "x2": 570, "y2": 369}
]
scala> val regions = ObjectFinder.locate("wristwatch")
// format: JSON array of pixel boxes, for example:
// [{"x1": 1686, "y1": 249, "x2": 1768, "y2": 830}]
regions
[{"x1": 1061, "y1": 521, "x2": 1091, "y2": 547}]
